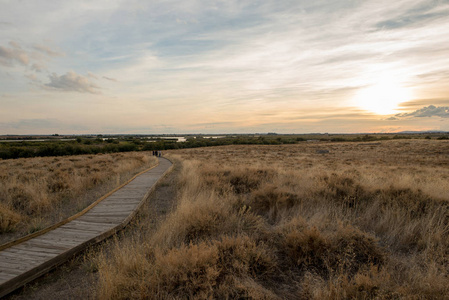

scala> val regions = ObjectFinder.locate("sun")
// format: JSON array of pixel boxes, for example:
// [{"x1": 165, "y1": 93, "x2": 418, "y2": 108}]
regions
[{"x1": 353, "y1": 80, "x2": 412, "y2": 115}]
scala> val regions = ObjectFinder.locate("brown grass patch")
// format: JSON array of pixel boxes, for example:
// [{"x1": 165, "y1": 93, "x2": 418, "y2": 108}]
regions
[{"x1": 96, "y1": 140, "x2": 449, "y2": 299}]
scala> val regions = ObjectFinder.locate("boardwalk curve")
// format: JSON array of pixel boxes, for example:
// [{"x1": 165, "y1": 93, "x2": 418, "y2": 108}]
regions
[{"x1": 0, "y1": 157, "x2": 172, "y2": 298}]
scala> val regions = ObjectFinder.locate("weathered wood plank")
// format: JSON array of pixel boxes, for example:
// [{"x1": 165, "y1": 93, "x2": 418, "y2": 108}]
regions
[
  {"x1": 0, "y1": 252, "x2": 46, "y2": 265},
  {"x1": 94, "y1": 201, "x2": 139, "y2": 206},
  {"x1": 88, "y1": 207, "x2": 136, "y2": 212},
  {"x1": 94, "y1": 203, "x2": 136, "y2": 207},
  {"x1": 52, "y1": 227, "x2": 101, "y2": 235},
  {"x1": 86, "y1": 212, "x2": 133, "y2": 217},
  {"x1": 0, "y1": 266, "x2": 26, "y2": 275},
  {"x1": 23, "y1": 239, "x2": 77, "y2": 251},
  {"x1": 69, "y1": 219, "x2": 115, "y2": 227},
  {"x1": 73, "y1": 217, "x2": 118, "y2": 224},
  {"x1": 33, "y1": 236, "x2": 85, "y2": 247},
  {"x1": 1, "y1": 261, "x2": 35, "y2": 273},
  {"x1": 12, "y1": 243, "x2": 65, "y2": 255},
  {"x1": 59, "y1": 224, "x2": 111, "y2": 233},
  {"x1": 0, "y1": 273, "x2": 15, "y2": 282},
  {"x1": 3, "y1": 248, "x2": 58, "y2": 259}
]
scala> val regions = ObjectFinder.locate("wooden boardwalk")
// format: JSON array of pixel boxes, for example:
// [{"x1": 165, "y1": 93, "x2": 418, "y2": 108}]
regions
[{"x1": 0, "y1": 157, "x2": 172, "y2": 298}]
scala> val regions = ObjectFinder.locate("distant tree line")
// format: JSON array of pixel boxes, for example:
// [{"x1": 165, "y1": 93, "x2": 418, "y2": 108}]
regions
[{"x1": 0, "y1": 133, "x2": 447, "y2": 160}]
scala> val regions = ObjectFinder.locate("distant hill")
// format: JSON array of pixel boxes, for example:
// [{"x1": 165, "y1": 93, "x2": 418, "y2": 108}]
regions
[{"x1": 396, "y1": 130, "x2": 449, "y2": 134}]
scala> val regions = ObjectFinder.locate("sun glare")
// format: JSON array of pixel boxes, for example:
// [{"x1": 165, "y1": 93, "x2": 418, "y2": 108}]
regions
[{"x1": 353, "y1": 80, "x2": 412, "y2": 115}]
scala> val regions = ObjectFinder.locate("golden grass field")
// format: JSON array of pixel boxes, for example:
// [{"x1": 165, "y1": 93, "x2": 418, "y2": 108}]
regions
[
  {"x1": 0, "y1": 152, "x2": 158, "y2": 243},
  {"x1": 95, "y1": 140, "x2": 449, "y2": 299}
]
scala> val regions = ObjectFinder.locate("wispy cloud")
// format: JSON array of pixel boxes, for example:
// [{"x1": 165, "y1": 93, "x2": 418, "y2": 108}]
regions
[
  {"x1": 0, "y1": 118, "x2": 88, "y2": 132},
  {"x1": 33, "y1": 44, "x2": 64, "y2": 57},
  {"x1": 103, "y1": 76, "x2": 118, "y2": 82},
  {"x1": 31, "y1": 63, "x2": 46, "y2": 72},
  {"x1": 375, "y1": 1, "x2": 449, "y2": 30},
  {"x1": 0, "y1": 42, "x2": 29, "y2": 66},
  {"x1": 0, "y1": 118, "x2": 61, "y2": 129},
  {"x1": 45, "y1": 71, "x2": 101, "y2": 94}
]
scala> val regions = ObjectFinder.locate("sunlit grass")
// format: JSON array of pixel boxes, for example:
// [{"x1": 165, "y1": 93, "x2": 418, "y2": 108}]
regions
[{"x1": 93, "y1": 140, "x2": 448, "y2": 298}]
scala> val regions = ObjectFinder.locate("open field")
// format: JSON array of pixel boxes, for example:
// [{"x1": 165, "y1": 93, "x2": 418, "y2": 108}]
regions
[
  {"x1": 96, "y1": 140, "x2": 449, "y2": 299},
  {"x1": 0, "y1": 152, "x2": 158, "y2": 244}
]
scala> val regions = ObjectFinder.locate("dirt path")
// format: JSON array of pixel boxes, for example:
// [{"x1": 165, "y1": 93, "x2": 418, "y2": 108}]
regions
[{"x1": 6, "y1": 162, "x2": 180, "y2": 300}]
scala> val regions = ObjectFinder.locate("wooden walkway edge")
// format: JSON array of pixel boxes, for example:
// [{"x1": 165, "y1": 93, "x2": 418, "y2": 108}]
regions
[{"x1": 0, "y1": 157, "x2": 173, "y2": 298}]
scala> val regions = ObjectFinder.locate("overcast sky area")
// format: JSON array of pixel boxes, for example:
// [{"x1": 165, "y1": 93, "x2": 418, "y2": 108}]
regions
[{"x1": 1, "y1": 0, "x2": 449, "y2": 134}]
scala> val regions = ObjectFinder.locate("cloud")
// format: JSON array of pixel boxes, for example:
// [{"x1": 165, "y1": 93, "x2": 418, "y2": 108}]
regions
[
  {"x1": 25, "y1": 73, "x2": 39, "y2": 82},
  {"x1": 103, "y1": 76, "x2": 118, "y2": 82},
  {"x1": 33, "y1": 44, "x2": 64, "y2": 57},
  {"x1": 87, "y1": 72, "x2": 98, "y2": 79},
  {"x1": 45, "y1": 71, "x2": 101, "y2": 94},
  {"x1": 0, "y1": 41, "x2": 64, "y2": 71},
  {"x1": 375, "y1": 11, "x2": 448, "y2": 30},
  {"x1": 0, "y1": 118, "x2": 88, "y2": 132},
  {"x1": 0, "y1": 118, "x2": 61, "y2": 130},
  {"x1": 0, "y1": 42, "x2": 29, "y2": 66},
  {"x1": 396, "y1": 105, "x2": 449, "y2": 118},
  {"x1": 386, "y1": 117, "x2": 399, "y2": 121},
  {"x1": 31, "y1": 63, "x2": 46, "y2": 72}
]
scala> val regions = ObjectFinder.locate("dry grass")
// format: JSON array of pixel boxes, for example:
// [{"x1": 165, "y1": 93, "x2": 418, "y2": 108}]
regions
[
  {"x1": 0, "y1": 152, "x2": 158, "y2": 242},
  {"x1": 96, "y1": 140, "x2": 449, "y2": 299}
]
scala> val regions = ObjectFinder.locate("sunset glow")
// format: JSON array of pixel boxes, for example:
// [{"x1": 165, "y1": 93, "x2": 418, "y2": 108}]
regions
[{"x1": 354, "y1": 80, "x2": 413, "y2": 115}]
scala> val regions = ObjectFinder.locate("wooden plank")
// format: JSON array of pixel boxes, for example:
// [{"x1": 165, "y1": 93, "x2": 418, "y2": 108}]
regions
[
  {"x1": 51, "y1": 228, "x2": 100, "y2": 237},
  {"x1": 86, "y1": 211, "x2": 133, "y2": 216},
  {"x1": 102, "y1": 195, "x2": 142, "y2": 200},
  {"x1": 33, "y1": 235, "x2": 83, "y2": 246},
  {"x1": 69, "y1": 219, "x2": 115, "y2": 227},
  {"x1": 109, "y1": 190, "x2": 146, "y2": 196},
  {"x1": 0, "y1": 273, "x2": 15, "y2": 282},
  {"x1": 33, "y1": 236, "x2": 84, "y2": 247},
  {"x1": 96, "y1": 202, "x2": 138, "y2": 206},
  {"x1": 98, "y1": 202, "x2": 138, "y2": 205},
  {"x1": 92, "y1": 203, "x2": 137, "y2": 207},
  {"x1": 88, "y1": 209, "x2": 134, "y2": 214},
  {"x1": 88, "y1": 206, "x2": 136, "y2": 212},
  {"x1": 83, "y1": 216, "x2": 128, "y2": 221},
  {"x1": 3, "y1": 248, "x2": 57, "y2": 259},
  {"x1": 60, "y1": 220, "x2": 113, "y2": 228},
  {"x1": 74, "y1": 217, "x2": 118, "y2": 224},
  {"x1": 12, "y1": 243, "x2": 65, "y2": 255},
  {"x1": 59, "y1": 224, "x2": 111, "y2": 233},
  {"x1": 41, "y1": 234, "x2": 92, "y2": 244},
  {"x1": 0, "y1": 266, "x2": 27, "y2": 275},
  {"x1": 93, "y1": 203, "x2": 138, "y2": 209},
  {"x1": 21, "y1": 240, "x2": 72, "y2": 252},
  {"x1": 1, "y1": 261, "x2": 35, "y2": 273},
  {"x1": 1, "y1": 257, "x2": 35, "y2": 269},
  {"x1": 0, "y1": 249, "x2": 52, "y2": 262},
  {"x1": 0, "y1": 252, "x2": 46, "y2": 266},
  {"x1": 88, "y1": 207, "x2": 132, "y2": 212}
]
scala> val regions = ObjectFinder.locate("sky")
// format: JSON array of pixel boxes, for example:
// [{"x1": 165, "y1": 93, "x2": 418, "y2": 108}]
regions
[{"x1": 1, "y1": 0, "x2": 449, "y2": 134}]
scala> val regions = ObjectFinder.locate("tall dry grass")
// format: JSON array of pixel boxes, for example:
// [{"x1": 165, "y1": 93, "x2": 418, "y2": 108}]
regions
[
  {"x1": 96, "y1": 140, "x2": 449, "y2": 299},
  {"x1": 0, "y1": 152, "x2": 158, "y2": 242}
]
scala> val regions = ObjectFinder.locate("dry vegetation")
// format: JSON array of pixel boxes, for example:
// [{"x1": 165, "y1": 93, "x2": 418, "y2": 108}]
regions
[
  {"x1": 95, "y1": 140, "x2": 447, "y2": 298},
  {"x1": 0, "y1": 152, "x2": 158, "y2": 243}
]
